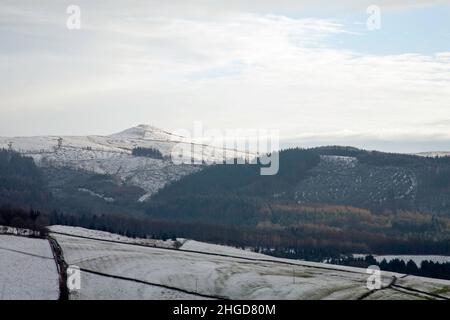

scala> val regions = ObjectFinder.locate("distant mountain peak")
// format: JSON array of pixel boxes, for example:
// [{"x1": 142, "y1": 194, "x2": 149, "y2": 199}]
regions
[
  {"x1": 136, "y1": 124, "x2": 160, "y2": 131},
  {"x1": 110, "y1": 124, "x2": 183, "y2": 140}
]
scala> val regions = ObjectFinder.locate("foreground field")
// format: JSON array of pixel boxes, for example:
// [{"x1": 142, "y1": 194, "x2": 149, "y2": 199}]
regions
[
  {"x1": 0, "y1": 235, "x2": 59, "y2": 300},
  {"x1": 1, "y1": 225, "x2": 449, "y2": 300},
  {"x1": 51, "y1": 226, "x2": 450, "y2": 300}
]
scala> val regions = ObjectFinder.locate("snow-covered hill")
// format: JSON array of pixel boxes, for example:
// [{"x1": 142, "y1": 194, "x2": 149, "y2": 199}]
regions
[
  {"x1": 0, "y1": 125, "x2": 251, "y2": 201},
  {"x1": 294, "y1": 154, "x2": 418, "y2": 207},
  {"x1": 2, "y1": 225, "x2": 450, "y2": 300},
  {"x1": 49, "y1": 226, "x2": 450, "y2": 300}
]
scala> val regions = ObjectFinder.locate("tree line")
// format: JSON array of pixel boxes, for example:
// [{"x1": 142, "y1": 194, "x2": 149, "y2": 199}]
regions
[
  {"x1": 0, "y1": 205, "x2": 48, "y2": 236},
  {"x1": 329, "y1": 255, "x2": 450, "y2": 281},
  {"x1": 0, "y1": 149, "x2": 51, "y2": 207},
  {"x1": 132, "y1": 147, "x2": 164, "y2": 159}
]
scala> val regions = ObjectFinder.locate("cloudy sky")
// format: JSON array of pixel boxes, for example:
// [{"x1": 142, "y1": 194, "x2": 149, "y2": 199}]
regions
[{"x1": 1, "y1": 0, "x2": 450, "y2": 152}]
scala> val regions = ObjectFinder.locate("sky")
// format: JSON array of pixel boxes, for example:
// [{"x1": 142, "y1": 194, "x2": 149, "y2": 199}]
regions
[{"x1": 0, "y1": 0, "x2": 450, "y2": 152}]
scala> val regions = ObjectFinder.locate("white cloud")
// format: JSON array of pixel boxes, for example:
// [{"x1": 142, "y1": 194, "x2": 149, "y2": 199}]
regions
[{"x1": 0, "y1": 1, "x2": 449, "y2": 153}]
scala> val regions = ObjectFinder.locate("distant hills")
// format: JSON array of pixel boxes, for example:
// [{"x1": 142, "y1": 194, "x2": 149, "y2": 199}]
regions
[
  {"x1": 0, "y1": 124, "x2": 249, "y2": 202},
  {"x1": 1, "y1": 128, "x2": 450, "y2": 258},
  {"x1": 149, "y1": 146, "x2": 450, "y2": 218}
]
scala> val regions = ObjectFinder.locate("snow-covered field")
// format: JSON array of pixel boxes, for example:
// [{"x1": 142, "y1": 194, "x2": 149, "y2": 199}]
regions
[
  {"x1": 71, "y1": 272, "x2": 207, "y2": 300},
  {"x1": 50, "y1": 226, "x2": 450, "y2": 300},
  {"x1": 180, "y1": 239, "x2": 267, "y2": 259},
  {"x1": 1, "y1": 225, "x2": 449, "y2": 300},
  {"x1": 0, "y1": 235, "x2": 59, "y2": 300}
]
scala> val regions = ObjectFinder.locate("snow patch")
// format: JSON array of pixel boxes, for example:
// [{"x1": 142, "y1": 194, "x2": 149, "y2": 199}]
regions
[
  {"x1": 77, "y1": 188, "x2": 114, "y2": 202},
  {"x1": 0, "y1": 235, "x2": 59, "y2": 300}
]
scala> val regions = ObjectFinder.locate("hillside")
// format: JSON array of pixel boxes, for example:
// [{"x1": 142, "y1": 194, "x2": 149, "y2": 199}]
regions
[
  {"x1": 3, "y1": 127, "x2": 449, "y2": 214},
  {"x1": 2, "y1": 129, "x2": 450, "y2": 260},
  {"x1": 0, "y1": 125, "x2": 250, "y2": 202},
  {"x1": 298, "y1": 147, "x2": 450, "y2": 214},
  {"x1": 146, "y1": 147, "x2": 450, "y2": 257},
  {"x1": 0, "y1": 149, "x2": 51, "y2": 208},
  {"x1": 148, "y1": 146, "x2": 450, "y2": 219}
]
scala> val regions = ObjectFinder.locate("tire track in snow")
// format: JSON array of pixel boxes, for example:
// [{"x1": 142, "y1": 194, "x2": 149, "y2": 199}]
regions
[
  {"x1": 391, "y1": 283, "x2": 449, "y2": 300},
  {"x1": 78, "y1": 268, "x2": 225, "y2": 300},
  {"x1": 0, "y1": 245, "x2": 55, "y2": 260}
]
